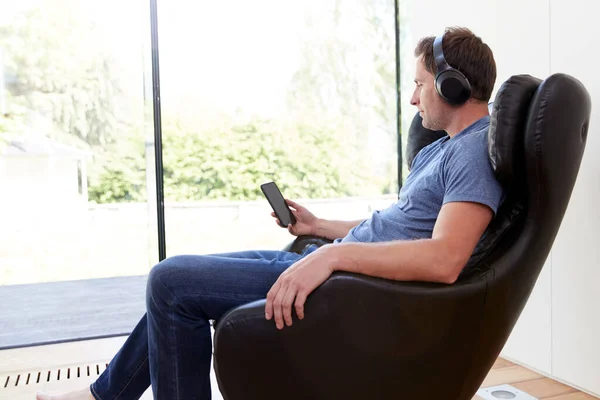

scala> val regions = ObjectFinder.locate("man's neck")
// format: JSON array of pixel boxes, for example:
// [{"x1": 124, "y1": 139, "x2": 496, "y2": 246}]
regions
[{"x1": 445, "y1": 103, "x2": 490, "y2": 137}]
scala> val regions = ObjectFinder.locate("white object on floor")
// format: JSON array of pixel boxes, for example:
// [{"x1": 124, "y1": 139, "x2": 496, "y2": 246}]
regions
[{"x1": 476, "y1": 384, "x2": 539, "y2": 400}]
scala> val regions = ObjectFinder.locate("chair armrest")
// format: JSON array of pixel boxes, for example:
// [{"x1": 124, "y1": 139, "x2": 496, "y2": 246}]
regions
[
  {"x1": 213, "y1": 271, "x2": 490, "y2": 400},
  {"x1": 281, "y1": 234, "x2": 333, "y2": 253}
]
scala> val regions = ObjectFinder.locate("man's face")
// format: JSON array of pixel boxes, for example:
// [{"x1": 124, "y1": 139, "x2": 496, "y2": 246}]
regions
[{"x1": 410, "y1": 56, "x2": 451, "y2": 131}]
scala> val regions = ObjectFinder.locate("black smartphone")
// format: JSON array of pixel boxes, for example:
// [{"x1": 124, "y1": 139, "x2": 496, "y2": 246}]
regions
[{"x1": 260, "y1": 181, "x2": 297, "y2": 227}]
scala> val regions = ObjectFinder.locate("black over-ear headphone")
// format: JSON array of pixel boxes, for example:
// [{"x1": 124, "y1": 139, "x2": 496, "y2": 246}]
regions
[{"x1": 433, "y1": 34, "x2": 472, "y2": 105}]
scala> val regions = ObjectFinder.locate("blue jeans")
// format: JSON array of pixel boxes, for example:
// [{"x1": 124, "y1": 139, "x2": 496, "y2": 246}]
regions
[{"x1": 90, "y1": 245, "x2": 318, "y2": 400}]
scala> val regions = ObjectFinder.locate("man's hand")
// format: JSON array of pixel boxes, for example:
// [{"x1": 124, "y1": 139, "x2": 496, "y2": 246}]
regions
[
  {"x1": 271, "y1": 199, "x2": 319, "y2": 237},
  {"x1": 265, "y1": 246, "x2": 337, "y2": 329}
]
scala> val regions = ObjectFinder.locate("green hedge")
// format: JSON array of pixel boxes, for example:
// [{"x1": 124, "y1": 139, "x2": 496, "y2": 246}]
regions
[{"x1": 87, "y1": 116, "x2": 388, "y2": 203}]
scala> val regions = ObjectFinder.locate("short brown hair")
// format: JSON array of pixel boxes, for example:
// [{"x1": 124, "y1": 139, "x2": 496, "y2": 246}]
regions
[{"x1": 414, "y1": 27, "x2": 496, "y2": 102}]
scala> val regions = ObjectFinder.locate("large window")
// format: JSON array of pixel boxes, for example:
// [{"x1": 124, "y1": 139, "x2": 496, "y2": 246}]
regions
[
  {"x1": 0, "y1": 0, "x2": 157, "y2": 286},
  {"x1": 0, "y1": 0, "x2": 400, "y2": 348},
  {"x1": 158, "y1": 0, "x2": 399, "y2": 254}
]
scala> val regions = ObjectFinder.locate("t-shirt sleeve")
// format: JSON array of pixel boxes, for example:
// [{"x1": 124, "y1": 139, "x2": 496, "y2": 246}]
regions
[{"x1": 442, "y1": 136, "x2": 504, "y2": 215}]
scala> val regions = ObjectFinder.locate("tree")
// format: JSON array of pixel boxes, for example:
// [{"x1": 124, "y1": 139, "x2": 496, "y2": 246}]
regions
[
  {"x1": 0, "y1": 0, "x2": 122, "y2": 147},
  {"x1": 0, "y1": 0, "x2": 143, "y2": 203},
  {"x1": 86, "y1": 112, "x2": 385, "y2": 204},
  {"x1": 1, "y1": 0, "x2": 397, "y2": 204},
  {"x1": 284, "y1": 0, "x2": 398, "y2": 194},
  {"x1": 0, "y1": 97, "x2": 28, "y2": 150},
  {"x1": 86, "y1": 124, "x2": 147, "y2": 203}
]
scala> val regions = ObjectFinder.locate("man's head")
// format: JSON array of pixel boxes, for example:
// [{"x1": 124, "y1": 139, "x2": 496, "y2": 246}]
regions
[{"x1": 410, "y1": 27, "x2": 496, "y2": 132}]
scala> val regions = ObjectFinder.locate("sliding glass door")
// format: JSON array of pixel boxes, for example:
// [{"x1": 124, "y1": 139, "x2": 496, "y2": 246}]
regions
[
  {"x1": 0, "y1": 0, "x2": 400, "y2": 349},
  {"x1": 157, "y1": 0, "x2": 399, "y2": 255},
  {"x1": 0, "y1": 0, "x2": 156, "y2": 348}
]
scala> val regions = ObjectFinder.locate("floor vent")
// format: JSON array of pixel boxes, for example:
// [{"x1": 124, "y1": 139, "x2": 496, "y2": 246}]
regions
[{"x1": 1, "y1": 363, "x2": 108, "y2": 389}]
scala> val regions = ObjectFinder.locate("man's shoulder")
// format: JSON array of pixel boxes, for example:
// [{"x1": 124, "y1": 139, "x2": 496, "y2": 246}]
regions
[
  {"x1": 413, "y1": 117, "x2": 491, "y2": 169},
  {"x1": 445, "y1": 125, "x2": 490, "y2": 159}
]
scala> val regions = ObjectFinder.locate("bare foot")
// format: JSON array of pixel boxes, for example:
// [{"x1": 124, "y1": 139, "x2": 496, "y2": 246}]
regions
[{"x1": 36, "y1": 387, "x2": 95, "y2": 400}]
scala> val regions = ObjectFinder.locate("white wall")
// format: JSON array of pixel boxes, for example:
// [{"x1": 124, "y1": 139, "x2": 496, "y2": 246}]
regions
[
  {"x1": 547, "y1": 0, "x2": 600, "y2": 392},
  {"x1": 402, "y1": 0, "x2": 599, "y2": 396},
  {"x1": 0, "y1": 155, "x2": 83, "y2": 209}
]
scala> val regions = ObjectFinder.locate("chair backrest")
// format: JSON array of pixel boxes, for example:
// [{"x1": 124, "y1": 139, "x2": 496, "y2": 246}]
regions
[
  {"x1": 472, "y1": 74, "x2": 590, "y2": 395},
  {"x1": 405, "y1": 74, "x2": 591, "y2": 397},
  {"x1": 404, "y1": 73, "x2": 591, "y2": 281}
]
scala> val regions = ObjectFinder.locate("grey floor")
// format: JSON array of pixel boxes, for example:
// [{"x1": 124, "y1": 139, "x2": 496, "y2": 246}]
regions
[{"x1": 0, "y1": 275, "x2": 148, "y2": 350}]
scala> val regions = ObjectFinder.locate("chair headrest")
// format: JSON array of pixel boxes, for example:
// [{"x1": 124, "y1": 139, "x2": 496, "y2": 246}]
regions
[
  {"x1": 488, "y1": 75, "x2": 542, "y2": 188},
  {"x1": 405, "y1": 74, "x2": 543, "y2": 189}
]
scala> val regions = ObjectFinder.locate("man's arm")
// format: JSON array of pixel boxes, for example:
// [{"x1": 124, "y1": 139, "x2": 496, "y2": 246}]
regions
[
  {"x1": 265, "y1": 201, "x2": 493, "y2": 329},
  {"x1": 276, "y1": 199, "x2": 365, "y2": 241},
  {"x1": 314, "y1": 218, "x2": 366, "y2": 241},
  {"x1": 331, "y1": 201, "x2": 493, "y2": 284}
]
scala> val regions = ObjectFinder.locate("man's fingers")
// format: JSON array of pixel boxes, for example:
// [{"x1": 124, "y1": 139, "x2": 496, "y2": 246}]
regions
[
  {"x1": 281, "y1": 286, "x2": 297, "y2": 327},
  {"x1": 265, "y1": 292, "x2": 273, "y2": 320},
  {"x1": 285, "y1": 198, "x2": 302, "y2": 210},
  {"x1": 270, "y1": 212, "x2": 283, "y2": 227},
  {"x1": 294, "y1": 290, "x2": 308, "y2": 320},
  {"x1": 273, "y1": 285, "x2": 288, "y2": 330},
  {"x1": 265, "y1": 281, "x2": 281, "y2": 320}
]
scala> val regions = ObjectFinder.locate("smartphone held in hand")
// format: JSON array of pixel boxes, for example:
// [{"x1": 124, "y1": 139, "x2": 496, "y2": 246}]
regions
[{"x1": 260, "y1": 181, "x2": 297, "y2": 227}]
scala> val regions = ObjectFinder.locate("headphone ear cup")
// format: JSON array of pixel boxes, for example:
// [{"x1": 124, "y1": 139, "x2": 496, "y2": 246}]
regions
[{"x1": 435, "y1": 70, "x2": 472, "y2": 105}]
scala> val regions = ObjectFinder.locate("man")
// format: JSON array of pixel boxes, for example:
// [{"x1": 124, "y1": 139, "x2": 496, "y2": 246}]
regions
[
  {"x1": 37, "y1": 26, "x2": 503, "y2": 400},
  {"x1": 265, "y1": 25, "x2": 500, "y2": 330}
]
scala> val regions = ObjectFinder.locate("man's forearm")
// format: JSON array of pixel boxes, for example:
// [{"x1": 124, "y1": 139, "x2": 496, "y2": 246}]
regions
[
  {"x1": 328, "y1": 240, "x2": 464, "y2": 284},
  {"x1": 314, "y1": 218, "x2": 366, "y2": 241}
]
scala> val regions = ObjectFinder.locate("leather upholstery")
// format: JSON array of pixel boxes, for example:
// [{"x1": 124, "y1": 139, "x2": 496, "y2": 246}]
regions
[
  {"x1": 281, "y1": 234, "x2": 333, "y2": 253},
  {"x1": 463, "y1": 75, "x2": 542, "y2": 276},
  {"x1": 488, "y1": 75, "x2": 542, "y2": 188},
  {"x1": 213, "y1": 73, "x2": 591, "y2": 400}
]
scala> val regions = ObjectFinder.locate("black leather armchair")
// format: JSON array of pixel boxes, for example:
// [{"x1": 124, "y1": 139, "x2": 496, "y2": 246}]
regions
[{"x1": 213, "y1": 73, "x2": 592, "y2": 400}]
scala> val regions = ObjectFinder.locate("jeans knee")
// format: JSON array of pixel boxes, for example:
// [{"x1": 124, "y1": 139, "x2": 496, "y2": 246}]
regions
[{"x1": 146, "y1": 256, "x2": 182, "y2": 306}]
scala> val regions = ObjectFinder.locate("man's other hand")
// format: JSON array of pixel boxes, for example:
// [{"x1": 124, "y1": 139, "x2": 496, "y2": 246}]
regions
[
  {"x1": 265, "y1": 246, "x2": 336, "y2": 330},
  {"x1": 271, "y1": 199, "x2": 319, "y2": 237}
]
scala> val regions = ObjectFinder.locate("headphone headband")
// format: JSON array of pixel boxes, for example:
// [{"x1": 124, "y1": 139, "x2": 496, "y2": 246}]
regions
[{"x1": 433, "y1": 35, "x2": 450, "y2": 75}]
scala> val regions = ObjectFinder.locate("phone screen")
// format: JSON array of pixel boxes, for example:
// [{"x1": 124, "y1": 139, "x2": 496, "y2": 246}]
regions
[{"x1": 260, "y1": 182, "x2": 296, "y2": 226}]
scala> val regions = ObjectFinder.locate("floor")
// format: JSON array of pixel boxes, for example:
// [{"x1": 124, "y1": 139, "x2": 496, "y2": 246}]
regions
[
  {"x1": 0, "y1": 336, "x2": 222, "y2": 400},
  {"x1": 473, "y1": 358, "x2": 598, "y2": 399},
  {"x1": 0, "y1": 336, "x2": 597, "y2": 400},
  {"x1": 0, "y1": 276, "x2": 147, "y2": 350}
]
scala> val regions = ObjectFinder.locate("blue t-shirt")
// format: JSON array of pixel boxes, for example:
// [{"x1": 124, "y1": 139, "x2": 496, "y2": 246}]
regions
[{"x1": 336, "y1": 115, "x2": 504, "y2": 243}]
